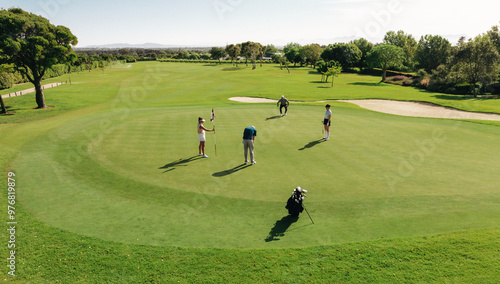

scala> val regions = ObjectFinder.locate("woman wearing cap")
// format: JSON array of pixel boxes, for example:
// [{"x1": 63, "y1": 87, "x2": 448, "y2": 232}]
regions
[
  {"x1": 323, "y1": 104, "x2": 332, "y2": 141},
  {"x1": 197, "y1": 117, "x2": 214, "y2": 158}
]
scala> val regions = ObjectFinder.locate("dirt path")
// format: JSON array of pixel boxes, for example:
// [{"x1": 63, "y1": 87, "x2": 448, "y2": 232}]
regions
[
  {"x1": 229, "y1": 97, "x2": 500, "y2": 121},
  {"x1": 1, "y1": 82, "x2": 64, "y2": 99}
]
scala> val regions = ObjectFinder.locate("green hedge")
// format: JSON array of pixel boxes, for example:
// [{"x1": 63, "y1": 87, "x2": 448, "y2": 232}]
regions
[
  {"x1": 0, "y1": 72, "x2": 14, "y2": 89},
  {"x1": 158, "y1": 59, "x2": 273, "y2": 64}
]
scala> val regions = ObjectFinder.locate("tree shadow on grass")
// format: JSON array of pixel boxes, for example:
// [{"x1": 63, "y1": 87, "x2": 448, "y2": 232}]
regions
[
  {"x1": 159, "y1": 155, "x2": 202, "y2": 173},
  {"x1": 212, "y1": 163, "x2": 251, "y2": 177},
  {"x1": 0, "y1": 106, "x2": 19, "y2": 115},
  {"x1": 222, "y1": 67, "x2": 244, "y2": 71},
  {"x1": 265, "y1": 215, "x2": 299, "y2": 242},
  {"x1": 347, "y1": 82, "x2": 386, "y2": 87},
  {"x1": 432, "y1": 94, "x2": 480, "y2": 101},
  {"x1": 298, "y1": 139, "x2": 326, "y2": 151}
]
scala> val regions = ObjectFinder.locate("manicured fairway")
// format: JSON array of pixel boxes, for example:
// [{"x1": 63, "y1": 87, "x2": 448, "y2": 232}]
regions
[
  {"x1": 12, "y1": 78, "x2": 500, "y2": 248},
  {"x1": 2, "y1": 62, "x2": 500, "y2": 282}
]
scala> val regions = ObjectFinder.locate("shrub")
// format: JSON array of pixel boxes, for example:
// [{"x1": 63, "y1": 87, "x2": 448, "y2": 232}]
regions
[
  {"x1": 454, "y1": 83, "x2": 473, "y2": 95},
  {"x1": 385, "y1": 75, "x2": 412, "y2": 86},
  {"x1": 444, "y1": 87, "x2": 457, "y2": 94},
  {"x1": 0, "y1": 72, "x2": 13, "y2": 89},
  {"x1": 402, "y1": 78, "x2": 415, "y2": 86},
  {"x1": 420, "y1": 78, "x2": 430, "y2": 89},
  {"x1": 417, "y1": 69, "x2": 428, "y2": 78},
  {"x1": 44, "y1": 64, "x2": 67, "y2": 78},
  {"x1": 387, "y1": 75, "x2": 409, "y2": 81}
]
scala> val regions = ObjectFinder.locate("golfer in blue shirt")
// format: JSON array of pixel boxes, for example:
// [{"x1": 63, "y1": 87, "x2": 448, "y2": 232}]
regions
[{"x1": 242, "y1": 126, "x2": 257, "y2": 164}]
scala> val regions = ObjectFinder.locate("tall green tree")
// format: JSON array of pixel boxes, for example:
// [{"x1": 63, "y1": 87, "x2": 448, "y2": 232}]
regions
[
  {"x1": 320, "y1": 43, "x2": 361, "y2": 70},
  {"x1": 209, "y1": 47, "x2": 226, "y2": 64},
  {"x1": 486, "y1": 24, "x2": 500, "y2": 53},
  {"x1": 257, "y1": 43, "x2": 266, "y2": 67},
  {"x1": 415, "y1": 35, "x2": 451, "y2": 73},
  {"x1": 452, "y1": 35, "x2": 500, "y2": 97},
  {"x1": 326, "y1": 64, "x2": 342, "y2": 87},
  {"x1": 283, "y1": 42, "x2": 303, "y2": 66},
  {"x1": 264, "y1": 44, "x2": 278, "y2": 54},
  {"x1": 384, "y1": 30, "x2": 417, "y2": 70},
  {"x1": 246, "y1": 42, "x2": 263, "y2": 70},
  {"x1": 316, "y1": 60, "x2": 341, "y2": 83},
  {"x1": 225, "y1": 44, "x2": 241, "y2": 66},
  {"x1": 272, "y1": 54, "x2": 290, "y2": 73},
  {"x1": 301, "y1": 44, "x2": 322, "y2": 68},
  {"x1": 0, "y1": 8, "x2": 78, "y2": 108},
  {"x1": 350, "y1": 38, "x2": 373, "y2": 70},
  {"x1": 240, "y1": 41, "x2": 251, "y2": 66},
  {"x1": 366, "y1": 44, "x2": 405, "y2": 81}
]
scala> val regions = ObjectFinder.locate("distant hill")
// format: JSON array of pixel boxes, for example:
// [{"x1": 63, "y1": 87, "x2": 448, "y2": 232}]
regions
[{"x1": 81, "y1": 43, "x2": 212, "y2": 49}]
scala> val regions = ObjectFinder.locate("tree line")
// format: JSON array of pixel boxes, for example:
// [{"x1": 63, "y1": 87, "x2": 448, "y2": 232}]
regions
[
  {"x1": 1, "y1": 7, "x2": 499, "y2": 113},
  {"x1": 179, "y1": 28, "x2": 500, "y2": 96},
  {"x1": 270, "y1": 29, "x2": 500, "y2": 96}
]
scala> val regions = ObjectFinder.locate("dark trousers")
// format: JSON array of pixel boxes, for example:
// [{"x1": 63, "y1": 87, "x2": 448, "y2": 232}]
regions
[{"x1": 280, "y1": 105, "x2": 288, "y2": 114}]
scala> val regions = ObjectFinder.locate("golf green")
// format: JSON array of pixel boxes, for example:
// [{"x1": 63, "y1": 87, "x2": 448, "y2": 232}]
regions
[{"x1": 15, "y1": 101, "x2": 500, "y2": 248}]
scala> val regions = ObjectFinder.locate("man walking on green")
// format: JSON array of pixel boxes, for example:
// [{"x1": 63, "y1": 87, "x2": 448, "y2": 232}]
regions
[{"x1": 242, "y1": 126, "x2": 257, "y2": 164}]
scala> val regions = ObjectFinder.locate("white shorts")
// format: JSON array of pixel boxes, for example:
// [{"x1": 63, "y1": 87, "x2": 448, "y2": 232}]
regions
[{"x1": 198, "y1": 132, "x2": 206, "y2": 142}]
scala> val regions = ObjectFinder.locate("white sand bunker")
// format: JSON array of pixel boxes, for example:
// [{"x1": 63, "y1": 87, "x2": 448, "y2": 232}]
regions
[
  {"x1": 339, "y1": 99, "x2": 500, "y2": 121},
  {"x1": 228, "y1": 97, "x2": 500, "y2": 121},
  {"x1": 229, "y1": 97, "x2": 277, "y2": 103}
]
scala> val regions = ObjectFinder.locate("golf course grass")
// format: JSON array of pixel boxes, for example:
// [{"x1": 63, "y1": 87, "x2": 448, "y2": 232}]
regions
[{"x1": 1, "y1": 62, "x2": 499, "y2": 282}]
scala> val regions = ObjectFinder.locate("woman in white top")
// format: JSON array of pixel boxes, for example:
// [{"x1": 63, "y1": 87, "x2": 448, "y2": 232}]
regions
[
  {"x1": 323, "y1": 104, "x2": 332, "y2": 141},
  {"x1": 198, "y1": 117, "x2": 214, "y2": 158}
]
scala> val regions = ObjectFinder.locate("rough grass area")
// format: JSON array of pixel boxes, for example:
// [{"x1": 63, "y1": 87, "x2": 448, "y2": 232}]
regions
[{"x1": 5, "y1": 206, "x2": 500, "y2": 283}]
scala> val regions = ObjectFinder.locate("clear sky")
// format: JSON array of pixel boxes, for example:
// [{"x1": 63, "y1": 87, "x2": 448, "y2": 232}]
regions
[{"x1": 2, "y1": 0, "x2": 499, "y2": 47}]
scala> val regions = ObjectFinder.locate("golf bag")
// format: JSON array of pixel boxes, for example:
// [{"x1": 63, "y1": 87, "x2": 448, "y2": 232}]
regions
[{"x1": 285, "y1": 187, "x2": 307, "y2": 217}]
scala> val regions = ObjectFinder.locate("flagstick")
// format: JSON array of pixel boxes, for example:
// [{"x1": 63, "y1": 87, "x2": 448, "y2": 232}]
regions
[
  {"x1": 213, "y1": 122, "x2": 217, "y2": 157},
  {"x1": 211, "y1": 108, "x2": 217, "y2": 157}
]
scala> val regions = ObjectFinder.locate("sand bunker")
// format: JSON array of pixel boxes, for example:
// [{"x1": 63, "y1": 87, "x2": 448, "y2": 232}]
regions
[
  {"x1": 229, "y1": 97, "x2": 278, "y2": 103},
  {"x1": 229, "y1": 97, "x2": 500, "y2": 121}
]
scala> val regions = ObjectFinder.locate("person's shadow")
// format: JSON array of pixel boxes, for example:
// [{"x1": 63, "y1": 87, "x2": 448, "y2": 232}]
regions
[
  {"x1": 159, "y1": 155, "x2": 202, "y2": 173},
  {"x1": 266, "y1": 115, "x2": 281, "y2": 120},
  {"x1": 298, "y1": 139, "x2": 326, "y2": 151},
  {"x1": 265, "y1": 215, "x2": 299, "y2": 242},
  {"x1": 212, "y1": 163, "x2": 251, "y2": 177}
]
